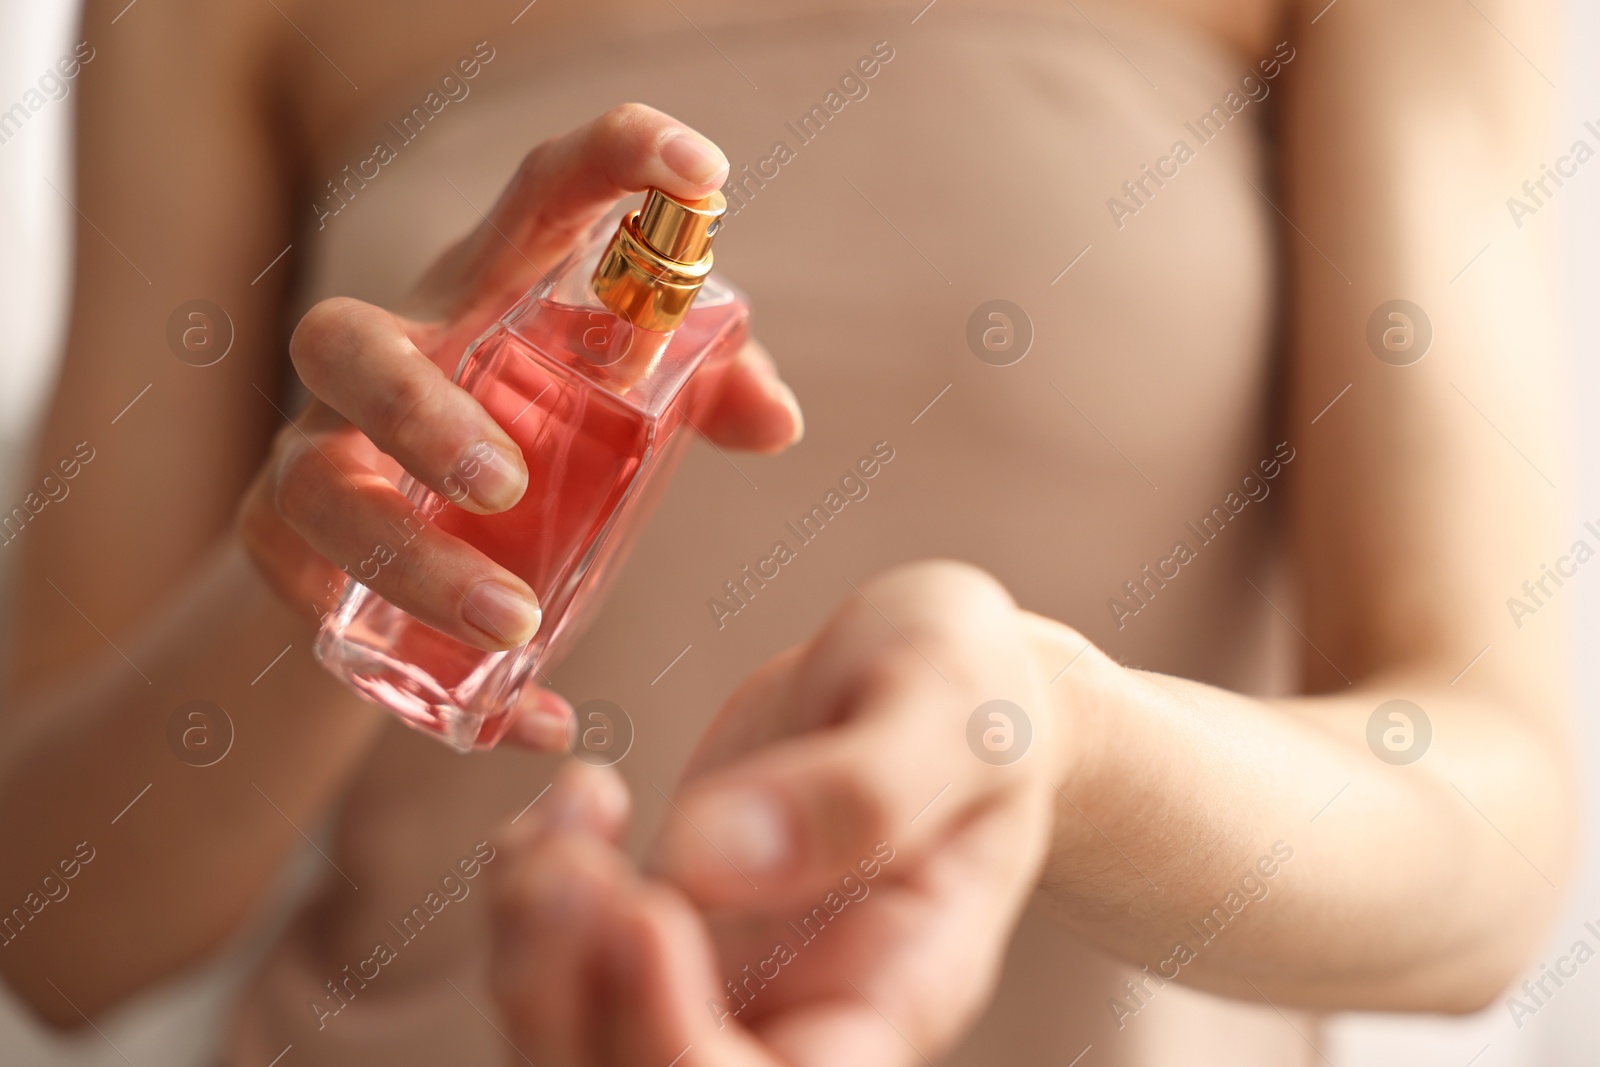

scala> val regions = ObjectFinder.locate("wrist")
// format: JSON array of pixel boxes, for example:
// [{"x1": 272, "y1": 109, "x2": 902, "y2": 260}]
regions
[{"x1": 1018, "y1": 611, "x2": 1120, "y2": 793}]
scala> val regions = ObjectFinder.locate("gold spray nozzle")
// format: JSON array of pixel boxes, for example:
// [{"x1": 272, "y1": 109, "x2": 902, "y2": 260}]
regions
[{"x1": 592, "y1": 189, "x2": 726, "y2": 333}]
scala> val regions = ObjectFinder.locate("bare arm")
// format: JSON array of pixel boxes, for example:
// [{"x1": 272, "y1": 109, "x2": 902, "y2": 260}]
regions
[
  {"x1": 1027, "y1": 0, "x2": 1572, "y2": 1011},
  {"x1": 0, "y1": 3, "x2": 797, "y2": 1027},
  {"x1": 636, "y1": 0, "x2": 1573, "y2": 1031},
  {"x1": 0, "y1": 0, "x2": 392, "y2": 1026}
]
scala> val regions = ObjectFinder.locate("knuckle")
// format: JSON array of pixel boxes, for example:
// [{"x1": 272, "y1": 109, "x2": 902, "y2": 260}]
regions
[
  {"x1": 375, "y1": 371, "x2": 441, "y2": 451},
  {"x1": 380, "y1": 549, "x2": 427, "y2": 603},
  {"x1": 271, "y1": 441, "x2": 328, "y2": 525},
  {"x1": 824, "y1": 768, "x2": 897, "y2": 850},
  {"x1": 372, "y1": 533, "x2": 447, "y2": 607},
  {"x1": 885, "y1": 558, "x2": 1010, "y2": 601},
  {"x1": 595, "y1": 102, "x2": 668, "y2": 165},
  {"x1": 598, "y1": 101, "x2": 655, "y2": 137},
  {"x1": 511, "y1": 139, "x2": 551, "y2": 193}
]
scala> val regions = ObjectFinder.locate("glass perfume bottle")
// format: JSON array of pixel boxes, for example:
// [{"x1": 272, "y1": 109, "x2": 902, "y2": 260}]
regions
[{"x1": 315, "y1": 189, "x2": 748, "y2": 751}]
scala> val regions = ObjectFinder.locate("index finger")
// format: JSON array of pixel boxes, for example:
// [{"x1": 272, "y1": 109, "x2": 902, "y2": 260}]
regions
[{"x1": 418, "y1": 102, "x2": 730, "y2": 314}]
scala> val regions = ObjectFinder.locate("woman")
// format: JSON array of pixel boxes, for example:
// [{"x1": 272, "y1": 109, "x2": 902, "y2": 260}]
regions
[{"x1": 0, "y1": 0, "x2": 1572, "y2": 1063}]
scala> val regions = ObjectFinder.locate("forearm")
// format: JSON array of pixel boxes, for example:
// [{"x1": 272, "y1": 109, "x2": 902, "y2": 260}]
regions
[
  {"x1": 0, "y1": 538, "x2": 385, "y2": 1025},
  {"x1": 1026, "y1": 614, "x2": 1574, "y2": 1012}
]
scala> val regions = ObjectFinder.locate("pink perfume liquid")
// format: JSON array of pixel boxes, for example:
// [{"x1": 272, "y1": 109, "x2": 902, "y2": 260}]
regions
[{"x1": 316, "y1": 230, "x2": 747, "y2": 750}]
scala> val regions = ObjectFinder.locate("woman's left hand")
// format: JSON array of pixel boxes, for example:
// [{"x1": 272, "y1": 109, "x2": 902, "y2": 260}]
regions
[{"x1": 487, "y1": 561, "x2": 1071, "y2": 1066}]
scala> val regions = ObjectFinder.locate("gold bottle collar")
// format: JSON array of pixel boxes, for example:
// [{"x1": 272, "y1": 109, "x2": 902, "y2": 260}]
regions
[{"x1": 592, "y1": 189, "x2": 727, "y2": 333}]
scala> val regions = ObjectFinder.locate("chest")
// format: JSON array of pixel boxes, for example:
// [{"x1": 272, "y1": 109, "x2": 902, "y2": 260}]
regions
[
  {"x1": 300, "y1": 0, "x2": 1288, "y2": 975},
  {"x1": 274, "y1": 0, "x2": 1286, "y2": 158}
]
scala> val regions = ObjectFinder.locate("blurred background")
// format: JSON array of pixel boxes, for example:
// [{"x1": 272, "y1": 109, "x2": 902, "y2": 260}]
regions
[{"x1": 0, "y1": 1, "x2": 1594, "y2": 1063}]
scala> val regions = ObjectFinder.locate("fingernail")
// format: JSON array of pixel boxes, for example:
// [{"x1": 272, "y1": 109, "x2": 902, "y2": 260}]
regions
[
  {"x1": 659, "y1": 129, "x2": 729, "y2": 186},
  {"x1": 689, "y1": 790, "x2": 790, "y2": 874},
  {"x1": 464, "y1": 581, "x2": 542, "y2": 647},
  {"x1": 455, "y1": 440, "x2": 527, "y2": 513}
]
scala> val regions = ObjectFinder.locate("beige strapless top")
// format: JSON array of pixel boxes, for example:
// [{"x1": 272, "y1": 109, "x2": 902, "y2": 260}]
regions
[{"x1": 226, "y1": 1, "x2": 1316, "y2": 1063}]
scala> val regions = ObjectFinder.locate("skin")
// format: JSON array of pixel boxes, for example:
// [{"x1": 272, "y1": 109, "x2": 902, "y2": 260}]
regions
[
  {"x1": 491, "y1": 564, "x2": 1065, "y2": 1066},
  {"x1": 0, "y1": 88, "x2": 801, "y2": 1024},
  {"x1": 0, "y1": 0, "x2": 1573, "y2": 1059},
  {"x1": 489, "y1": 0, "x2": 1577, "y2": 1060}
]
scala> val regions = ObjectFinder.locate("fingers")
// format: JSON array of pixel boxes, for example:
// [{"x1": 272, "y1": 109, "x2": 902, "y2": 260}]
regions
[
  {"x1": 605, "y1": 886, "x2": 943, "y2": 1067},
  {"x1": 654, "y1": 561, "x2": 1053, "y2": 908},
  {"x1": 290, "y1": 297, "x2": 528, "y2": 515},
  {"x1": 500, "y1": 686, "x2": 575, "y2": 753},
  {"x1": 509, "y1": 760, "x2": 633, "y2": 846},
  {"x1": 271, "y1": 424, "x2": 541, "y2": 651},
  {"x1": 697, "y1": 340, "x2": 805, "y2": 454},
  {"x1": 491, "y1": 831, "x2": 628, "y2": 1066},
  {"x1": 568, "y1": 762, "x2": 634, "y2": 843},
  {"x1": 490, "y1": 761, "x2": 774, "y2": 1067},
  {"x1": 677, "y1": 644, "x2": 809, "y2": 781},
  {"x1": 489, "y1": 763, "x2": 631, "y2": 1064},
  {"x1": 421, "y1": 103, "x2": 731, "y2": 311},
  {"x1": 599, "y1": 884, "x2": 787, "y2": 1067},
  {"x1": 653, "y1": 673, "x2": 980, "y2": 908},
  {"x1": 236, "y1": 457, "x2": 347, "y2": 619},
  {"x1": 501, "y1": 102, "x2": 729, "y2": 247}
]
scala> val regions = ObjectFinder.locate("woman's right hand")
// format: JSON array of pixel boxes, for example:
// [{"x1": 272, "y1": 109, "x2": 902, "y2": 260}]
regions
[
  {"x1": 486, "y1": 563, "x2": 1062, "y2": 1066},
  {"x1": 236, "y1": 103, "x2": 802, "y2": 690}
]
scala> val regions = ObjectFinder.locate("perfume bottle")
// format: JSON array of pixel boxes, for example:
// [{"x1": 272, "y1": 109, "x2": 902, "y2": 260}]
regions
[{"x1": 315, "y1": 189, "x2": 748, "y2": 751}]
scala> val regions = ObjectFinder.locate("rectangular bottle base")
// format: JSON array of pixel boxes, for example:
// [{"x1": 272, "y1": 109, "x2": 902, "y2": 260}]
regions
[{"x1": 315, "y1": 629, "x2": 517, "y2": 752}]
